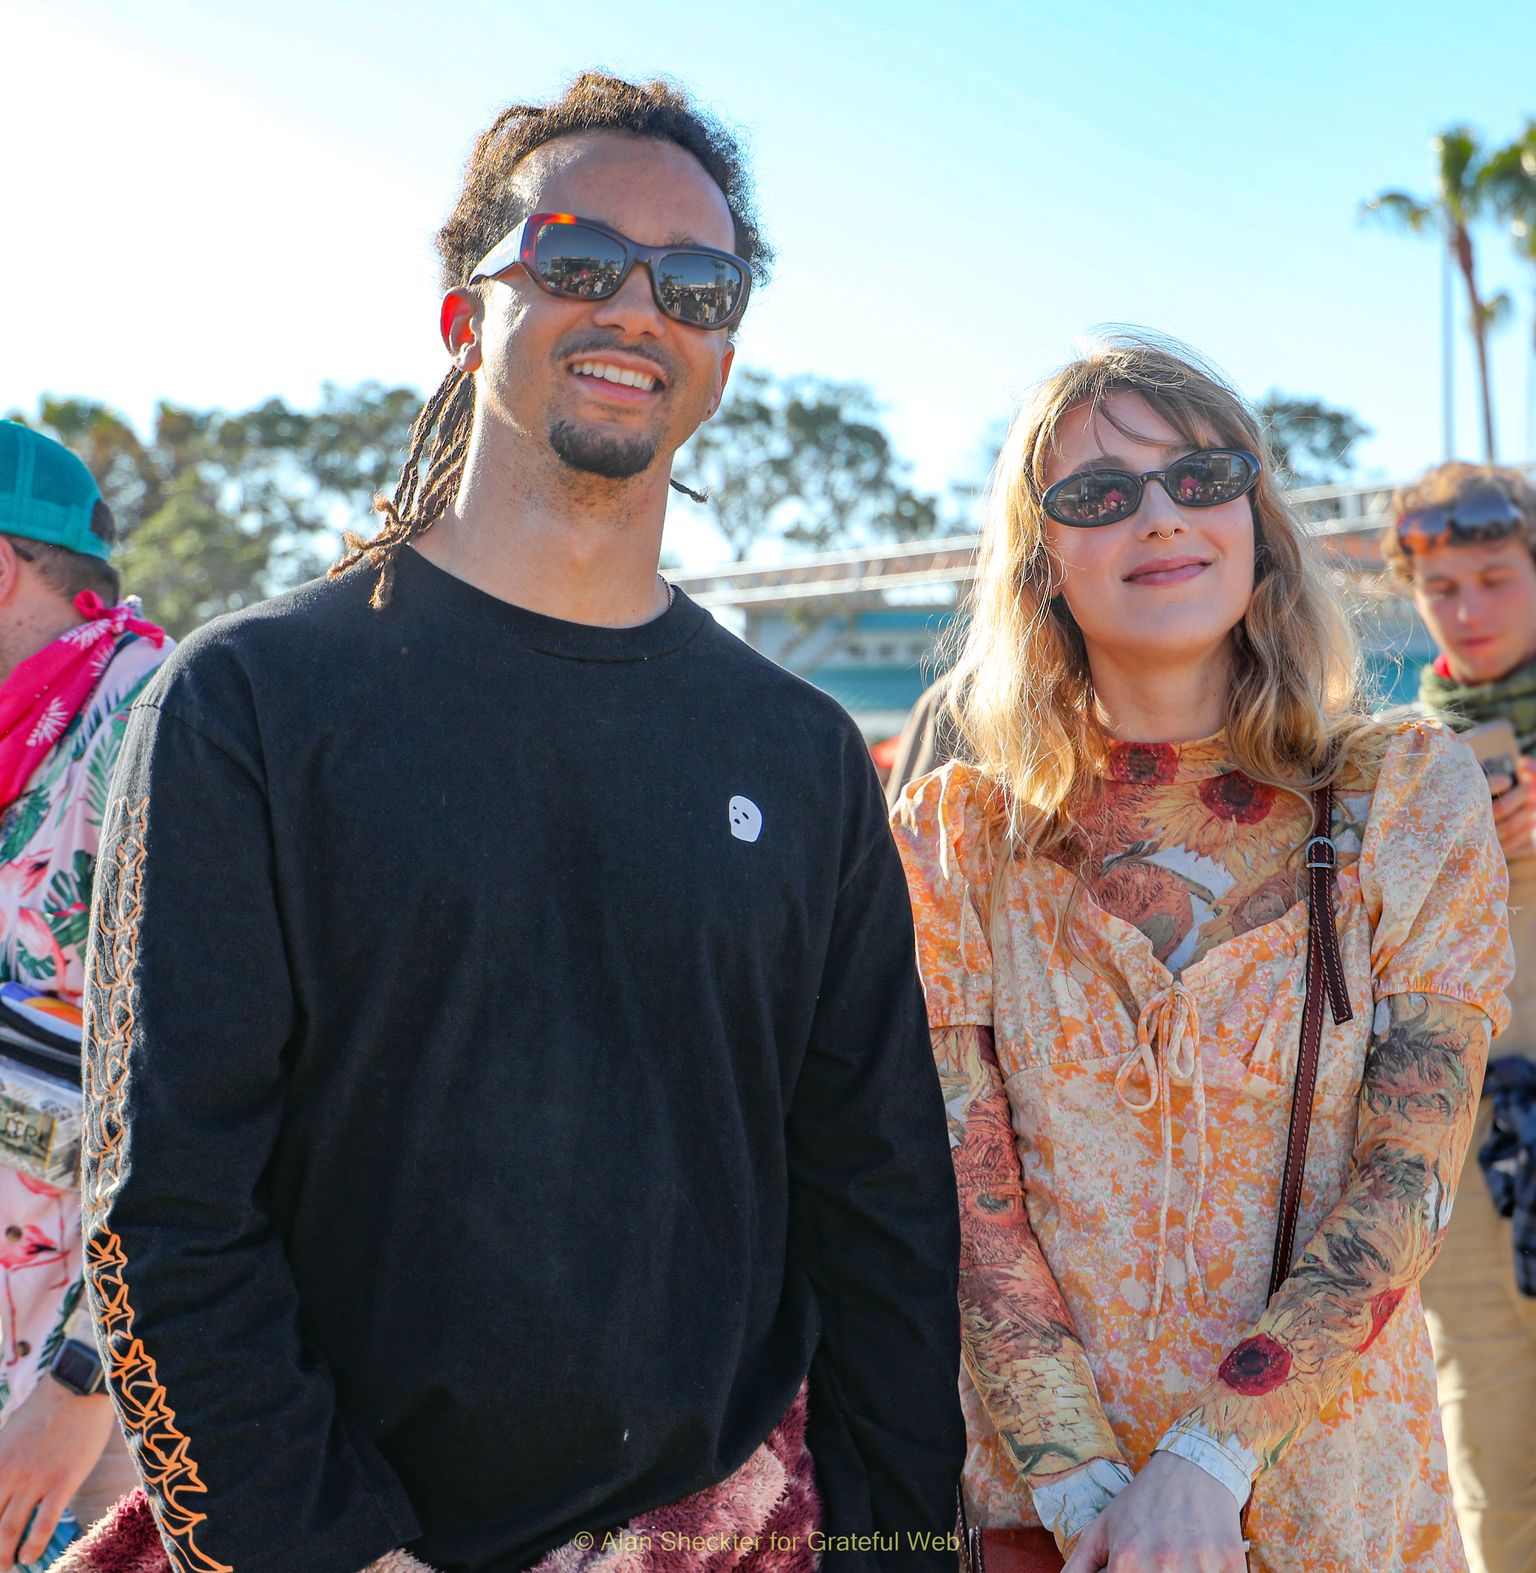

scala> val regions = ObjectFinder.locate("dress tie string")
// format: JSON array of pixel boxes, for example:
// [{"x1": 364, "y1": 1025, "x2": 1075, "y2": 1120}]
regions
[{"x1": 1113, "y1": 981, "x2": 1208, "y2": 1328}]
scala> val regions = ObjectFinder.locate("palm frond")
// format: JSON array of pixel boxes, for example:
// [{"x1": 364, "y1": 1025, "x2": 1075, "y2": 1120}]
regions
[
  {"x1": 1359, "y1": 191, "x2": 1434, "y2": 234},
  {"x1": 1479, "y1": 291, "x2": 1516, "y2": 333},
  {"x1": 1434, "y1": 126, "x2": 1483, "y2": 220}
]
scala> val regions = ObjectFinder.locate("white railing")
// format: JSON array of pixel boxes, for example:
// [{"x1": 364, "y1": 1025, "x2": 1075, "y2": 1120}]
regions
[{"x1": 669, "y1": 470, "x2": 1535, "y2": 610}]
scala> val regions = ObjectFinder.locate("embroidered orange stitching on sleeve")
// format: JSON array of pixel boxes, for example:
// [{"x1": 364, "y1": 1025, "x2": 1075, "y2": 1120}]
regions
[{"x1": 83, "y1": 798, "x2": 233, "y2": 1573}]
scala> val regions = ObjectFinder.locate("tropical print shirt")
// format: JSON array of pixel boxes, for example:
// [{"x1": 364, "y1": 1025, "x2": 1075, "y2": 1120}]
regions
[
  {"x1": 0, "y1": 630, "x2": 169, "y2": 1418},
  {"x1": 892, "y1": 722, "x2": 1512, "y2": 1572}
]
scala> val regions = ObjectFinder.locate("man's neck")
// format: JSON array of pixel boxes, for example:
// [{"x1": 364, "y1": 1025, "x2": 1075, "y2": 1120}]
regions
[
  {"x1": 0, "y1": 601, "x2": 85, "y2": 686},
  {"x1": 412, "y1": 432, "x2": 674, "y2": 628}
]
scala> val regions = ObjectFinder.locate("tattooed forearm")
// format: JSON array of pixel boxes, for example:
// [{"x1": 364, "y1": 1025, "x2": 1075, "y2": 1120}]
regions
[
  {"x1": 938, "y1": 1024, "x2": 1128, "y2": 1481},
  {"x1": 1362, "y1": 992, "x2": 1480, "y2": 1126},
  {"x1": 1169, "y1": 992, "x2": 1489, "y2": 1476}
]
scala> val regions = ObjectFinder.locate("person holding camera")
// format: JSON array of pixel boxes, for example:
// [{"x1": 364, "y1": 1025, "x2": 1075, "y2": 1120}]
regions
[{"x1": 1384, "y1": 462, "x2": 1536, "y2": 1573}]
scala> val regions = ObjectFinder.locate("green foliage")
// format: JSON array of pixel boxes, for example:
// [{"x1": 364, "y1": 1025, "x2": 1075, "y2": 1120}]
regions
[
  {"x1": 13, "y1": 383, "x2": 418, "y2": 637},
  {"x1": 38, "y1": 1280, "x2": 84, "y2": 1373},
  {"x1": 21, "y1": 370, "x2": 945, "y2": 613},
  {"x1": 84, "y1": 723, "x2": 123, "y2": 824},
  {"x1": 679, "y1": 369, "x2": 945, "y2": 559},
  {"x1": 1483, "y1": 120, "x2": 1536, "y2": 355},
  {"x1": 115, "y1": 480, "x2": 277, "y2": 635},
  {"x1": 45, "y1": 851, "x2": 95, "y2": 954},
  {"x1": 0, "y1": 791, "x2": 48, "y2": 866},
  {"x1": 1254, "y1": 393, "x2": 1372, "y2": 488}
]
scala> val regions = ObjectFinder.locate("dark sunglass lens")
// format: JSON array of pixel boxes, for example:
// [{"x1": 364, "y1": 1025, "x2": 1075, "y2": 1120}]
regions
[
  {"x1": 1452, "y1": 486, "x2": 1523, "y2": 539},
  {"x1": 532, "y1": 223, "x2": 627, "y2": 298},
  {"x1": 1052, "y1": 472, "x2": 1137, "y2": 524},
  {"x1": 1166, "y1": 451, "x2": 1254, "y2": 506},
  {"x1": 655, "y1": 251, "x2": 745, "y2": 326}
]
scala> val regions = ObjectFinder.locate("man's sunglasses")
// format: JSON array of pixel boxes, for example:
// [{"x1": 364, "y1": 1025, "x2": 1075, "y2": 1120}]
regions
[
  {"x1": 1396, "y1": 485, "x2": 1524, "y2": 555},
  {"x1": 470, "y1": 212, "x2": 751, "y2": 331},
  {"x1": 1041, "y1": 448, "x2": 1262, "y2": 528}
]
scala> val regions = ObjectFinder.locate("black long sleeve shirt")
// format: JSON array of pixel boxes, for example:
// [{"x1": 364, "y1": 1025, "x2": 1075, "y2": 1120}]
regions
[{"x1": 82, "y1": 547, "x2": 963, "y2": 1573}]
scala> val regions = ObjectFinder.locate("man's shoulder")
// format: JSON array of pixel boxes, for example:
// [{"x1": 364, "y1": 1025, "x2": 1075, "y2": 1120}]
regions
[
  {"x1": 168, "y1": 569, "x2": 381, "y2": 671},
  {"x1": 690, "y1": 613, "x2": 867, "y2": 746},
  {"x1": 134, "y1": 572, "x2": 377, "y2": 735},
  {"x1": 178, "y1": 570, "x2": 374, "y2": 659}
]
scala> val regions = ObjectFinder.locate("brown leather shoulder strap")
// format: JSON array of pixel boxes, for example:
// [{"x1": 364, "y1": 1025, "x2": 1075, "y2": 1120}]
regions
[{"x1": 1269, "y1": 775, "x2": 1354, "y2": 1300}]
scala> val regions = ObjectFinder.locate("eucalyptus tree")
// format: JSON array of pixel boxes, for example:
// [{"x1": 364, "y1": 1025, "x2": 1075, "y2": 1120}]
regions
[
  {"x1": 12, "y1": 384, "x2": 418, "y2": 635},
  {"x1": 680, "y1": 368, "x2": 943, "y2": 559},
  {"x1": 1254, "y1": 392, "x2": 1371, "y2": 488}
]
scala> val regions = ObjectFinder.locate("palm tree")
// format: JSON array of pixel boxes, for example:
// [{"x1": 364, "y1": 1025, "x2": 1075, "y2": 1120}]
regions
[
  {"x1": 1361, "y1": 126, "x2": 1499, "y2": 460},
  {"x1": 1484, "y1": 121, "x2": 1536, "y2": 444}
]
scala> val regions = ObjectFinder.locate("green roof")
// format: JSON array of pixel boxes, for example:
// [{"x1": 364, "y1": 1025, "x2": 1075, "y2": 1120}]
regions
[
  {"x1": 804, "y1": 652, "x2": 1423, "y2": 725},
  {"x1": 804, "y1": 665, "x2": 928, "y2": 715}
]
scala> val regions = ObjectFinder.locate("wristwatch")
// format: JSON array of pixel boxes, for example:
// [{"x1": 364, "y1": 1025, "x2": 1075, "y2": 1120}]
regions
[{"x1": 47, "y1": 1338, "x2": 106, "y2": 1397}]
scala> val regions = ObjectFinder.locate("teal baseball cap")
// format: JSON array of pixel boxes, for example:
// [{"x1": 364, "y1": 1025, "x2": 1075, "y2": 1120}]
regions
[{"x1": 0, "y1": 422, "x2": 114, "y2": 562}]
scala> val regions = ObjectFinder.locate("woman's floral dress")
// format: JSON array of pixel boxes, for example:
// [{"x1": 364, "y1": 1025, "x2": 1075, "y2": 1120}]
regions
[{"x1": 892, "y1": 722, "x2": 1511, "y2": 1572}]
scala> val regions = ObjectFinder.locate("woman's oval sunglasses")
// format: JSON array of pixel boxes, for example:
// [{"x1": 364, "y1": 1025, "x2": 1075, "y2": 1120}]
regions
[
  {"x1": 1042, "y1": 448, "x2": 1262, "y2": 527},
  {"x1": 470, "y1": 212, "x2": 751, "y2": 331}
]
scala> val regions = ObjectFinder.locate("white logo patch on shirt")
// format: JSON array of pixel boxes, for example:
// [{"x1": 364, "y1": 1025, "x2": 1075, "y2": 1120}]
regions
[{"x1": 728, "y1": 795, "x2": 763, "y2": 843}]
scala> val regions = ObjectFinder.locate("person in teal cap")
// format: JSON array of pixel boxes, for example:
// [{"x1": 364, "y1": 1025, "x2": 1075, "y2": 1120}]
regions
[{"x1": 0, "y1": 422, "x2": 170, "y2": 1569}]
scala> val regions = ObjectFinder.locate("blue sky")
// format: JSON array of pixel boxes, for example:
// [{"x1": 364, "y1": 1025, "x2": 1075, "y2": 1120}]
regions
[{"x1": 6, "y1": 0, "x2": 1535, "y2": 566}]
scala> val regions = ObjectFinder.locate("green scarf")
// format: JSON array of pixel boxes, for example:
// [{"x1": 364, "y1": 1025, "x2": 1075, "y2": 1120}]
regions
[{"x1": 1419, "y1": 655, "x2": 1536, "y2": 753}]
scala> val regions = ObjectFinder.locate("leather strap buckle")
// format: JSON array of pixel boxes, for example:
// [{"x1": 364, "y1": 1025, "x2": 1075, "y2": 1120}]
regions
[{"x1": 1304, "y1": 835, "x2": 1336, "y2": 871}]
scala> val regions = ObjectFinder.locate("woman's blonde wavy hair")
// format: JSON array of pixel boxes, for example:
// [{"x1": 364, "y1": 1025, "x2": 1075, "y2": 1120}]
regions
[{"x1": 945, "y1": 332, "x2": 1371, "y2": 860}]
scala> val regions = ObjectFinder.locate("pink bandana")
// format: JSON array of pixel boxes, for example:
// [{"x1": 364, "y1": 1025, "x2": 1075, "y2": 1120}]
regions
[{"x1": 0, "y1": 592, "x2": 166, "y2": 813}]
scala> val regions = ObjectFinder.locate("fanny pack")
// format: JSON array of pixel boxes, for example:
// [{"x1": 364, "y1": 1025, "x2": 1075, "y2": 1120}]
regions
[{"x1": 0, "y1": 983, "x2": 83, "y2": 1184}]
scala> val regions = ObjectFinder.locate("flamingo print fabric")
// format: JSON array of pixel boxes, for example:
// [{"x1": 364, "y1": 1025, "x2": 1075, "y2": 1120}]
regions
[
  {"x1": 0, "y1": 595, "x2": 165, "y2": 814},
  {"x1": 0, "y1": 626, "x2": 168, "y2": 1418},
  {"x1": 892, "y1": 723, "x2": 1512, "y2": 1571}
]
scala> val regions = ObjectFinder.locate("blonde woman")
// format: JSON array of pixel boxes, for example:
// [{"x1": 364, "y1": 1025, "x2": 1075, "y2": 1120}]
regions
[{"x1": 892, "y1": 336, "x2": 1512, "y2": 1572}]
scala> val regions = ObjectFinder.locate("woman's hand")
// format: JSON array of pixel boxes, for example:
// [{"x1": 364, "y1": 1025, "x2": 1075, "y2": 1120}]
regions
[
  {"x1": 1488, "y1": 756, "x2": 1536, "y2": 864},
  {"x1": 1061, "y1": 1452, "x2": 1247, "y2": 1572}
]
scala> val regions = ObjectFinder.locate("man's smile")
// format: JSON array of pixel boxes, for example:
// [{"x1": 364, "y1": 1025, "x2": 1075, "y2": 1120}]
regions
[
  {"x1": 563, "y1": 349, "x2": 668, "y2": 406},
  {"x1": 571, "y1": 359, "x2": 660, "y2": 392}
]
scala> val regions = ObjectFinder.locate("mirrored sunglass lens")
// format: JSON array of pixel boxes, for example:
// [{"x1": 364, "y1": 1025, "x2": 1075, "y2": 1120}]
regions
[
  {"x1": 1054, "y1": 473, "x2": 1136, "y2": 523},
  {"x1": 1166, "y1": 451, "x2": 1252, "y2": 505},
  {"x1": 1397, "y1": 509, "x2": 1449, "y2": 553},
  {"x1": 533, "y1": 223, "x2": 627, "y2": 298},
  {"x1": 655, "y1": 251, "x2": 745, "y2": 326},
  {"x1": 1452, "y1": 488, "x2": 1522, "y2": 536}
]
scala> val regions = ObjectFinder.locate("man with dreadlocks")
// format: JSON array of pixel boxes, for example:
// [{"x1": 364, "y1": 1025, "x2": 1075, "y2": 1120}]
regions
[{"x1": 77, "y1": 73, "x2": 964, "y2": 1573}]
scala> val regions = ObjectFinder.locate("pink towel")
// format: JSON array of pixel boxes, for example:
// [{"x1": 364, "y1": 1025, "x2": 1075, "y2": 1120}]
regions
[{"x1": 50, "y1": 1490, "x2": 167, "y2": 1573}]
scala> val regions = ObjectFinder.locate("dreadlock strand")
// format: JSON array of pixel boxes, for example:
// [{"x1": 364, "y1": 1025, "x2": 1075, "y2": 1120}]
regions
[
  {"x1": 417, "y1": 426, "x2": 472, "y2": 511},
  {"x1": 330, "y1": 366, "x2": 474, "y2": 602},
  {"x1": 370, "y1": 552, "x2": 399, "y2": 611},
  {"x1": 396, "y1": 368, "x2": 466, "y2": 519}
]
